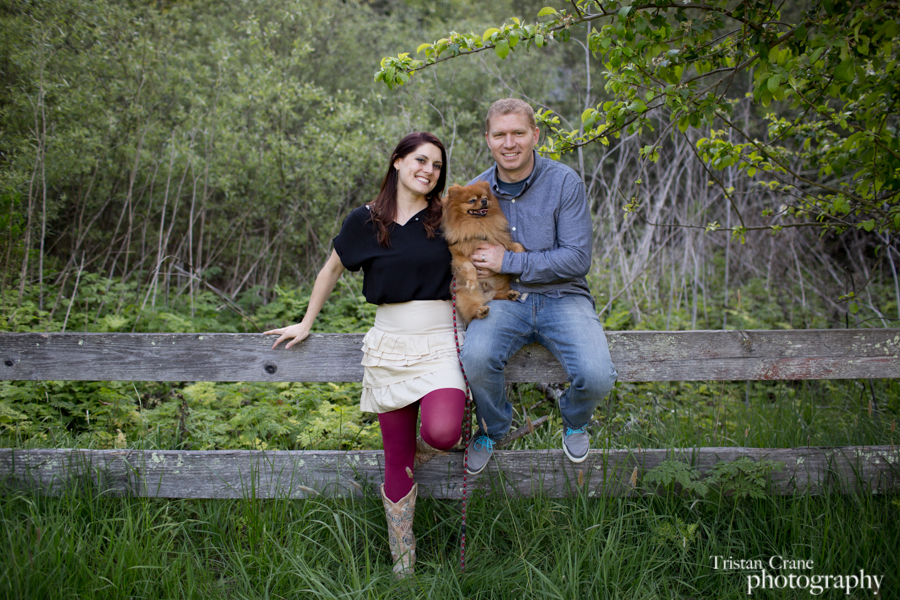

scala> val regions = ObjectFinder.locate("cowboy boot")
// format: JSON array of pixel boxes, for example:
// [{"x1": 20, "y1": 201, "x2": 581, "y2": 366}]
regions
[
  {"x1": 414, "y1": 435, "x2": 445, "y2": 468},
  {"x1": 381, "y1": 483, "x2": 417, "y2": 578}
]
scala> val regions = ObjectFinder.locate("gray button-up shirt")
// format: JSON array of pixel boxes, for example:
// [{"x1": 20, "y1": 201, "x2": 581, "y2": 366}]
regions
[{"x1": 469, "y1": 152, "x2": 594, "y2": 302}]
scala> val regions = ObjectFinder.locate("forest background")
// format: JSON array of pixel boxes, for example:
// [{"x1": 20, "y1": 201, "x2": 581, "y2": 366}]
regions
[{"x1": 1, "y1": 1, "x2": 899, "y2": 597}]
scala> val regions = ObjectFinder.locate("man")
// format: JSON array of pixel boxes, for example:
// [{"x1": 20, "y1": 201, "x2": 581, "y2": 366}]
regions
[{"x1": 462, "y1": 98, "x2": 617, "y2": 474}]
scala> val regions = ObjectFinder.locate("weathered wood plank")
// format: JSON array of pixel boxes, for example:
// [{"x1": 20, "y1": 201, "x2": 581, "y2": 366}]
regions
[
  {"x1": 2, "y1": 329, "x2": 899, "y2": 383},
  {"x1": 2, "y1": 446, "x2": 897, "y2": 499}
]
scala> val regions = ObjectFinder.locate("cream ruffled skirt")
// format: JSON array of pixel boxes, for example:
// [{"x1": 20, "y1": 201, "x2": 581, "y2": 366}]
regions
[{"x1": 360, "y1": 300, "x2": 465, "y2": 414}]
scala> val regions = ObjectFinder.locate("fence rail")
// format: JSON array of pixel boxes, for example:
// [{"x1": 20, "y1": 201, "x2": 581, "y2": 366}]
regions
[
  {"x1": 3, "y1": 329, "x2": 899, "y2": 383},
  {"x1": 2, "y1": 446, "x2": 897, "y2": 499}
]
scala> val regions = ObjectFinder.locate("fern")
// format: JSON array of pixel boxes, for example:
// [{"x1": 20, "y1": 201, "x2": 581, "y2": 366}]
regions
[
  {"x1": 653, "y1": 518, "x2": 701, "y2": 549},
  {"x1": 705, "y1": 458, "x2": 784, "y2": 500},
  {"x1": 642, "y1": 457, "x2": 784, "y2": 500},
  {"x1": 642, "y1": 460, "x2": 709, "y2": 497}
]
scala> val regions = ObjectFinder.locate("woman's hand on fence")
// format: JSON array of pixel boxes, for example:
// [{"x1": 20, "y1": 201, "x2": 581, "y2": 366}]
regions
[
  {"x1": 265, "y1": 249, "x2": 344, "y2": 350},
  {"x1": 265, "y1": 322, "x2": 311, "y2": 349}
]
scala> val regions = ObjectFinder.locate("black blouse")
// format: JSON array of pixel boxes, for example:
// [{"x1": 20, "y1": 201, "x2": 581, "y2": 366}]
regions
[{"x1": 332, "y1": 205, "x2": 453, "y2": 305}]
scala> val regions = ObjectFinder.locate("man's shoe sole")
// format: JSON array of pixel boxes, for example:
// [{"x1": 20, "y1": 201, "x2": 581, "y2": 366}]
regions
[
  {"x1": 465, "y1": 458, "x2": 491, "y2": 475},
  {"x1": 563, "y1": 444, "x2": 589, "y2": 463}
]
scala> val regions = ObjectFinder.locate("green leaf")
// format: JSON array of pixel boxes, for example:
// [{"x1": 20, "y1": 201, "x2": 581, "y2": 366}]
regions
[
  {"x1": 634, "y1": 15, "x2": 648, "y2": 33},
  {"x1": 537, "y1": 6, "x2": 558, "y2": 17},
  {"x1": 627, "y1": 100, "x2": 647, "y2": 113},
  {"x1": 494, "y1": 39, "x2": 510, "y2": 59},
  {"x1": 860, "y1": 220, "x2": 875, "y2": 232},
  {"x1": 483, "y1": 28, "x2": 500, "y2": 41},
  {"x1": 767, "y1": 74, "x2": 780, "y2": 93},
  {"x1": 834, "y1": 58, "x2": 855, "y2": 82},
  {"x1": 416, "y1": 43, "x2": 431, "y2": 54}
]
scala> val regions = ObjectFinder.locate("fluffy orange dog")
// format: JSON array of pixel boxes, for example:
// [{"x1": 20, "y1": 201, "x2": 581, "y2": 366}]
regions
[{"x1": 441, "y1": 182, "x2": 525, "y2": 323}]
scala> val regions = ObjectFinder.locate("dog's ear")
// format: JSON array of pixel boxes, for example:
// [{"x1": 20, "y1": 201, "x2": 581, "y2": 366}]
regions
[{"x1": 443, "y1": 185, "x2": 459, "y2": 205}]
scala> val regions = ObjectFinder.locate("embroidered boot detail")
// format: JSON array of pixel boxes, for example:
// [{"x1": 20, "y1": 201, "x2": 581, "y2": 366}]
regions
[
  {"x1": 381, "y1": 483, "x2": 417, "y2": 578},
  {"x1": 414, "y1": 435, "x2": 447, "y2": 468}
]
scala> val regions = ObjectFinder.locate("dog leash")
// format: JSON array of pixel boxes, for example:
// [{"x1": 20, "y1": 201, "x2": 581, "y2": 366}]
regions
[{"x1": 450, "y1": 277, "x2": 472, "y2": 572}]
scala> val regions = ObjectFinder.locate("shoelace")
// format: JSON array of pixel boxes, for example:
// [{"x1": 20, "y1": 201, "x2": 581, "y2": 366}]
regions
[
  {"x1": 472, "y1": 436, "x2": 494, "y2": 453},
  {"x1": 565, "y1": 427, "x2": 586, "y2": 437}
]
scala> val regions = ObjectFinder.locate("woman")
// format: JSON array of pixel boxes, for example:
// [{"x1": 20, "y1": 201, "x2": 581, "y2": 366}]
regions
[{"x1": 265, "y1": 132, "x2": 466, "y2": 578}]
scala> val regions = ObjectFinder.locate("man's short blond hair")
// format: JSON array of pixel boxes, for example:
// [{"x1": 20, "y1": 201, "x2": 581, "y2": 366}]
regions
[{"x1": 485, "y1": 98, "x2": 537, "y2": 132}]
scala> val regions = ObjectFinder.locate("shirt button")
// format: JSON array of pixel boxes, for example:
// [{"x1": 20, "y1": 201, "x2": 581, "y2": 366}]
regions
[
  {"x1": 516, "y1": 278, "x2": 520, "y2": 282},
  {"x1": 511, "y1": 199, "x2": 516, "y2": 203},
  {"x1": 512, "y1": 227, "x2": 516, "y2": 231}
]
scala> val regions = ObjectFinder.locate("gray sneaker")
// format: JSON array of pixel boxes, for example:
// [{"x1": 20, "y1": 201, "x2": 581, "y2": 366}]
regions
[
  {"x1": 465, "y1": 435, "x2": 495, "y2": 475},
  {"x1": 563, "y1": 427, "x2": 590, "y2": 463}
]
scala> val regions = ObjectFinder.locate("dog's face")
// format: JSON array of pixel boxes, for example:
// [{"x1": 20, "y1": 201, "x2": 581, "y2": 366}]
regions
[
  {"x1": 441, "y1": 181, "x2": 510, "y2": 244},
  {"x1": 442, "y1": 182, "x2": 496, "y2": 221}
]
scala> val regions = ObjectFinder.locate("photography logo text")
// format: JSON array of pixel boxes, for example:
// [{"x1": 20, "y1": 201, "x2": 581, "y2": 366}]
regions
[{"x1": 709, "y1": 555, "x2": 883, "y2": 596}]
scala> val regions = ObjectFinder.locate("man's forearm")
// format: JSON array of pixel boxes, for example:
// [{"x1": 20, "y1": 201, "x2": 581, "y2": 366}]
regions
[{"x1": 502, "y1": 244, "x2": 591, "y2": 283}]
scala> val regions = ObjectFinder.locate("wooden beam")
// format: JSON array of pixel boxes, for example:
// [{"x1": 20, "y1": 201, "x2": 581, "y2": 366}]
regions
[
  {"x1": 1, "y1": 446, "x2": 897, "y2": 499},
  {"x1": 2, "y1": 329, "x2": 899, "y2": 383}
]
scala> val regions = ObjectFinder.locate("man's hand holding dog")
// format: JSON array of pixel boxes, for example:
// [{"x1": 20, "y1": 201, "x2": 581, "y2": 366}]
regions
[{"x1": 472, "y1": 243, "x2": 504, "y2": 278}]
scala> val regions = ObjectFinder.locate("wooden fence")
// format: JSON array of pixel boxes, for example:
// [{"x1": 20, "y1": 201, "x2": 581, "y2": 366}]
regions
[{"x1": 2, "y1": 330, "x2": 899, "y2": 499}]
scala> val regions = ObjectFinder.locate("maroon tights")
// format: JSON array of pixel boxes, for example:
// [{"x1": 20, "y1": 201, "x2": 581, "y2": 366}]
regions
[{"x1": 377, "y1": 388, "x2": 466, "y2": 502}]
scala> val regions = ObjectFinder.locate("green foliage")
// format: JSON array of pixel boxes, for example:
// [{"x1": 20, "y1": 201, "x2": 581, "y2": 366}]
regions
[
  {"x1": 643, "y1": 457, "x2": 784, "y2": 500},
  {"x1": 705, "y1": 457, "x2": 785, "y2": 500},
  {"x1": 0, "y1": 273, "x2": 245, "y2": 334},
  {"x1": 1, "y1": 373, "x2": 380, "y2": 452},
  {"x1": 652, "y1": 517, "x2": 701, "y2": 550},
  {"x1": 162, "y1": 381, "x2": 378, "y2": 451},
  {"x1": 380, "y1": 1, "x2": 900, "y2": 237},
  {"x1": 643, "y1": 460, "x2": 709, "y2": 498}
]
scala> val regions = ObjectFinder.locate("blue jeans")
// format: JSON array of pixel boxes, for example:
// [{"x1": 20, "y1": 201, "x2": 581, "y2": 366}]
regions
[{"x1": 460, "y1": 293, "x2": 617, "y2": 441}]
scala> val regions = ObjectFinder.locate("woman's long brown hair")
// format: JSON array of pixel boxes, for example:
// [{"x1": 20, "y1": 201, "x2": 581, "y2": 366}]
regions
[{"x1": 368, "y1": 132, "x2": 447, "y2": 247}]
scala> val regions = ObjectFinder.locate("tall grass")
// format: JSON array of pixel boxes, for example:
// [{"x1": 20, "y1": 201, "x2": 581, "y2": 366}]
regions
[{"x1": 2, "y1": 479, "x2": 897, "y2": 599}]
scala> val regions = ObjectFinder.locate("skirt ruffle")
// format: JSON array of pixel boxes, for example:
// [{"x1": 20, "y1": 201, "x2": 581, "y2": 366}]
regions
[{"x1": 359, "y1": 302, "x2": 465, "y2": 414}]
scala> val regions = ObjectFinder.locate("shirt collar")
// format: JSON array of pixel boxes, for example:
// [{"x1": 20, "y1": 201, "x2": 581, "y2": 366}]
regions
[{"x1": 490, "y1": 150, "x2": 543, "y2": 197}]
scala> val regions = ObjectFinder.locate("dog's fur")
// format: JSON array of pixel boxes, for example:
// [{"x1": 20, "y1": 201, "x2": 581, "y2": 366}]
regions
[{"x1": 441, "y1": 182, "x2": 525, "y2": 323}]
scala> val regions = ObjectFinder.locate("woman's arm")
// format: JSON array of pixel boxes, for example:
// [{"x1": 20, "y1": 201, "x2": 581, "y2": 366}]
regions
[{"x1": 264, "y1": 249, "x2": 345, "y2": 349}]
